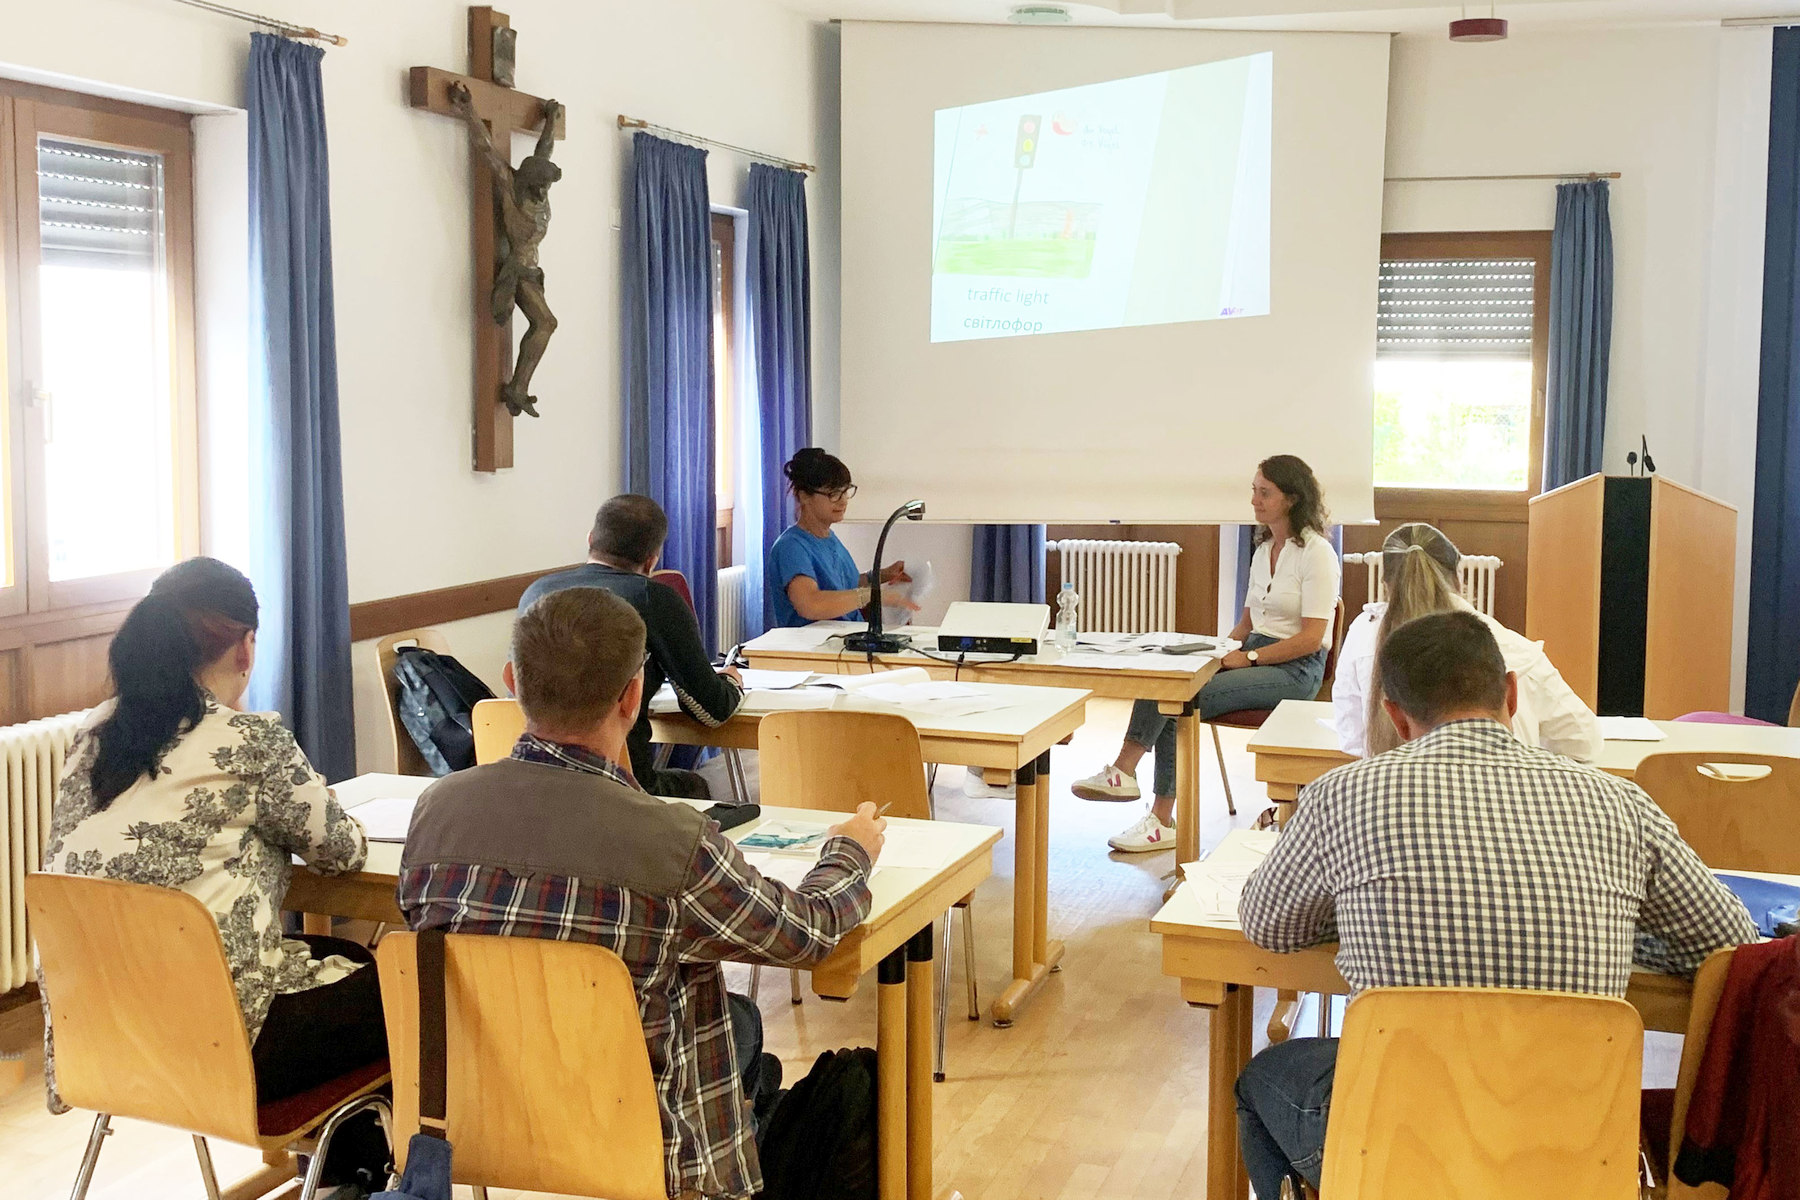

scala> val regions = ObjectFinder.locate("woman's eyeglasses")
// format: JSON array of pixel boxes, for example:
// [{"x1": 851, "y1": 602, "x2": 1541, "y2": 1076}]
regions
[{"x1": 810, "y1": 485, "x2": 857, "y2": 502}]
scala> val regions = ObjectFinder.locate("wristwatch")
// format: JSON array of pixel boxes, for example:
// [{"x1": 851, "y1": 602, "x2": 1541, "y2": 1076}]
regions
[{"x1": 1246, "y1": 649, "x2": 1260, "y2": 664}]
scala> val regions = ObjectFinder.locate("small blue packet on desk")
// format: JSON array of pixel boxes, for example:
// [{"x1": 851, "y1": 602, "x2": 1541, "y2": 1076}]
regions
[{"x1": 1715, "y1": 873, "x2": 1800, "y2": 938}]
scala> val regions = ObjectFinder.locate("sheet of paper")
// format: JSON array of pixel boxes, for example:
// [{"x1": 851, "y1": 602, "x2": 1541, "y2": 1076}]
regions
[
  {"x1": 735, "y1": 669, "x2": 817, "y2": 692},
  {"x1": 737, "y1": 819, "x2": 833, "y2": 853},
  {"x1": 1175, "y1": 830, "x2": 1278, "y2": 920},
  {"x1": 815, "y1": 667, "x2": 933, "y2": 692},
  {"x1": 741, "y1": 850, "x2": 822, "y2": 890},
  {"x1": 347, "y1": 795, "x2": 420, "y2": 842},
  {"x1": 881, "y1": 560, "x2": 935, "y2": 629},
  {"x1": 1598, "y1": 716, "x2": 1668, "y2": 742},
  {"x1": 738, "y1": 689, "x2": 840, "y2": 713},
  {"x1": 852, "y1": 679, "x2": 1011, "y2": 718},
  {"x1": 875, "y1": 824, "x2": 957, "y2": 871},
  {"x1": 744, "y1": 626, "x2": 843, "y2": 653}
]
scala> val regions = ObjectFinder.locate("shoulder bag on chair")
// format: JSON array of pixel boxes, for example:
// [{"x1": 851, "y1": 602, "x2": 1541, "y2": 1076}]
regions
[{"x1": 375, "y1": 929, "x2": 454, "y2": 1200}]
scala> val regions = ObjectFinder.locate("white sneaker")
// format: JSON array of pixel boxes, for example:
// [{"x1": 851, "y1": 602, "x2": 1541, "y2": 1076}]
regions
[
  {"x1": 1071, "y1": 764, "x2": 1142, "y2": 802},
  {"x1": 1108, "y1": 808, "x2": 1177, "y2": 853}
]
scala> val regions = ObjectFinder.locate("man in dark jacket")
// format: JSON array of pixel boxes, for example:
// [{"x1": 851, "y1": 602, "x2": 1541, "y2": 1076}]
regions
[{"x1": 519, "y1": 494, "x2": 742, "y2": 798}]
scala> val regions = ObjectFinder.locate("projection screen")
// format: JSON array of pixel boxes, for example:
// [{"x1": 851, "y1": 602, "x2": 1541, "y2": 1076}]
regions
[{"x1": 839, "y1": 22, "x2": 1390, "y2": 524}]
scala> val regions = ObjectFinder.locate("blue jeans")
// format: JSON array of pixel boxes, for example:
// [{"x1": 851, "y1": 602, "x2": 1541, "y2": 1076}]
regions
[
  {"x1": 1124, "y1": 633, "x2": 1326, "y2": 798},
  {"x1": 1236, "y1": 1036, "x2": 1339, "y2": 1198}
]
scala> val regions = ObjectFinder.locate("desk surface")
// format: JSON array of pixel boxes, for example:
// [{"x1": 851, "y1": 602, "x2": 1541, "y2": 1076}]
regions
[
  {"x1": 743, "y1": 622, "x2": 1220, "y2": 702},
  {"x1": 1248, "y1": 699, "x2": 1800, "y2": 777},
  {"x1": 302, "y1": 774, "x2": 1003, "y2": 995}
]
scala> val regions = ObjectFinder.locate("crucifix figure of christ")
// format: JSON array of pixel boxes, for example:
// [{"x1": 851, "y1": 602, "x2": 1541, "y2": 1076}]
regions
[
  {"x1": 449, "y1": 79, "x2": 561, "y2": 419},
  {"x1": 409, "y1": 6, "x2": 566, "y2": 472}
]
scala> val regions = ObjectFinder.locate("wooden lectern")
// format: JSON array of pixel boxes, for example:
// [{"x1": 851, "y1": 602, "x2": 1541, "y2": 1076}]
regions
[{"x1": 1526, "y1": 474, "x2": 1736, "y2": 718}]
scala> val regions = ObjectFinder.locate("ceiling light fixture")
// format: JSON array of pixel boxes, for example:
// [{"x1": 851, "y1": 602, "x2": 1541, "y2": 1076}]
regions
[
  {"x1": 1450, "y1": 2, "x2": 1507, "y2": 41},
  {"x1": 1009, "y1": 4, "x2": 1073, "y2": 24}
]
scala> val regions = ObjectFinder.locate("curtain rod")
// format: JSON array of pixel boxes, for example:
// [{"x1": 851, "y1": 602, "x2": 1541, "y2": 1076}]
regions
[
  {"x1": 170, "y1": 0, "x2": 347, "y2": 46},
  {"x1": 1385, "y1": 171, "x2": 1622, "y2": 183},
  {"x1": 617, "y1": 116, "x2": 815, "y2": 174}
]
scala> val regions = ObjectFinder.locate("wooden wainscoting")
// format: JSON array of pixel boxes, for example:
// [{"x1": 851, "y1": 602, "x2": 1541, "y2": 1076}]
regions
[
  {"x1": 0, "y1": 601, "x2": 132, "y2": 723},
  {"x1": 1045, "y1": 525, "x2": 1222, "y2": 636},
  {"x1": 348, "y1": 565, "x2": 578, "y2": 642}
]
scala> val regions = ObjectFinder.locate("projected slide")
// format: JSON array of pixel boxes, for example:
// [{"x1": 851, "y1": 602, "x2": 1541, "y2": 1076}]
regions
[{"x1": 931, "y1": 52, "x2": 1272, "y2": 342}]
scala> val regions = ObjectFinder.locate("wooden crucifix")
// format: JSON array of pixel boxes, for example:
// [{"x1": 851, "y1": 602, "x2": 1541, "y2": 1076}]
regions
[{"x1": 409, "y1": 7, "x2": 566, "y2": 473}]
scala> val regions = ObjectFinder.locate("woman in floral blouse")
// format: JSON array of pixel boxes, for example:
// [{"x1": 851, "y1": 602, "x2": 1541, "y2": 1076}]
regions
[{"x1": 43, "y1": 557, "x2": 384, "y2": 1114}]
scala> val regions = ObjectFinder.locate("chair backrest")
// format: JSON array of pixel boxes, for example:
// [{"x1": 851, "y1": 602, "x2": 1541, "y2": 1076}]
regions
[
  {"x1": 1322, "y1": 596, "x2": 1348, "y2": 690},
  {"x1": 1321, "y1": 987, "x2": 1643, "y2": 1200},
  {"x1": 1665, "y1": 947, "x2": 1735, "y2": 1195},
  {"x1": 25, "y1": 874, "x2": 261, "y2": 1145},
  {"x1": 651, "y1": 568, "x2": 695, "y2": 615},
  {"x1": 758, "y1": 709, "x2": 933, "y2": 820},
  {"x1": 1789, "y1": 676, "x2": 1800, "y2": 728},
  {"x1": 1631, "y1": 752, "x2": 1800, "y2": 872},
  {"x1": 470, "y1": 697, "x2": 526, "y2": 766},
  {"x1": 377, "y1": 628, "x2": 451, "y2": 776},
  {"x1": 375, "y1": 931, "x2": 665, "y2": 1200}
]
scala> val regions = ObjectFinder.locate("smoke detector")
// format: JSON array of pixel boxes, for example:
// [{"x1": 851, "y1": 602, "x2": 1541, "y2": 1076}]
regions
[{"x1": 1009, "y1": 5, "x2": 1073, "y2": 24}]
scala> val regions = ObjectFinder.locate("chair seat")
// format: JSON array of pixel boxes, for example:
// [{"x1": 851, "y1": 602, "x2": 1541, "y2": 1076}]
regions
[
  {"x1": 1209, "y1": 708, "x2": 1274, "y2": 730},
  {"x1": 257, "y1": 1058, "x2": 391, "y2": 1142}
]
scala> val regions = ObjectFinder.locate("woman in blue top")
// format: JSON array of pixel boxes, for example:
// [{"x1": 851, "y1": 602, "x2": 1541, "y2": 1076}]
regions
[{"x1": 767, "y1": 448, "x2": 915, "y2": 628}]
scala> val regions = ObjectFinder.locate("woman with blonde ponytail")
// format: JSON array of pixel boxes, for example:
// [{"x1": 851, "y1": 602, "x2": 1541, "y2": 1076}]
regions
[{"x1": 1333, "y1": 524, "x2": 1600, "y2": 760}]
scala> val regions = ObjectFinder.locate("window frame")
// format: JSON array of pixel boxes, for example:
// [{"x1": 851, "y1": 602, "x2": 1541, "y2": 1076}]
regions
[
  {"x1": 0, "y1": 83, "x2": 199, "y2": 615},
  {"x1": 710, "y1": 209, "x2": 737, "y2": 568},
  {"x1": 1375, "y1": 229, "x2": 1553, "y2": 519}
]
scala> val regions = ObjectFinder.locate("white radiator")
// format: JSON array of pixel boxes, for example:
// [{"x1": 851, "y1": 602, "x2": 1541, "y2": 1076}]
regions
[
  {"x1": 717, "y1": 565, "x2": 749, "y2": 651},
  {"x1": 2, "y1": 710, "x2": 89, "y2": 992},
  {"x1": 1343, "y1": 552, "x2": 1503, "y2": 618},
  {"x1": 1051, "y1": 539, "x2": 1181, "y2": 634}
]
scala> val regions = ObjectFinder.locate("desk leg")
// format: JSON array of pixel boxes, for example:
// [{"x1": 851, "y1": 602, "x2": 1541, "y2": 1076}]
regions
[
  {"x1": 905, "y1": 928, "x2": 935, "y2": 1200},
  {"x1": 878, "y1": 948, "x2": 909, "y2": 1200},
  {"x1": 993, "y1": 757, "x2": 1061, "y2": 1026},
  {"x1": 1168, "y1": 709, "x2": 1202, "y2": 904},
  {"x1": 1206, "y1": 984, "x2": 1254, "y2": 1200}
]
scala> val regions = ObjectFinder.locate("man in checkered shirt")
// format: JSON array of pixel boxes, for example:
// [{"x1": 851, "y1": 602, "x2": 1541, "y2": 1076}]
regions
[
  {"x1": 1233, "y1": 610, "x2": 1757, "y2": 1200},
  {"x1": 399, "y1": 587, "x2": 886, "y2": 1199}
]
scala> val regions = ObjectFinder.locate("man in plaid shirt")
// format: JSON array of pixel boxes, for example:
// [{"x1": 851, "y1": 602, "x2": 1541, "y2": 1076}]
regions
[
  {"x1": 1233, "y1": 611, "x2": 1757, "y2": 1200},
  {"x1": 399, "y1": 588, "x2": 886, "y2": 1199}
]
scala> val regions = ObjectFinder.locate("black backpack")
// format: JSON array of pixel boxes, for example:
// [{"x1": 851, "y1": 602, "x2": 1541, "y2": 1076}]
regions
[
  {"x1": 392, "y1": 646, "x2": 496, "y2": 775},
  {"x1": 755, "y1": 1047, "x2": 878, "y2": 1200}
]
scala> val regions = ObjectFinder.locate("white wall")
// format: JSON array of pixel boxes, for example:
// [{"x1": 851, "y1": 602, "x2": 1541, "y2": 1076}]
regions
[
  {"x1": 1382, "y1": 25, "x2": 1766, "y2": 708},
  {"x1": 1, "y1": 0, "x2": 838, "y2": 770}
]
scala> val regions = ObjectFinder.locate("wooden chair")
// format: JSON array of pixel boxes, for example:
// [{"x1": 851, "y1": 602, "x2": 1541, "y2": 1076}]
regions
[
  {"x1": 25, "y1": 874, "x2": 392, "y2": 1200},
  {"x1": 471, "y1": 697, "x2": 526, "y2": 766},
  {"x1": 758, "y1": 708, "x2": 979, "y2": 1082},
  {"x1": 1636, "y1": 946, "x2": 1735, "y2": 1197},
  {"x1": 1632, "y1": 751, "x2": 1800, "y2": 872},
  {"x1": 377, "y1": 628, "x2": 451, "y2": 776},
  {"x1": 1320, "y1": 987, "x2": 1643, "y2": 1200},
  {"x1": 1206, "y1": 597, "x2": 1347, "y2": 816},
  {"x1": 375, "y1": 931, "x2": 664, "y2": 1200}
]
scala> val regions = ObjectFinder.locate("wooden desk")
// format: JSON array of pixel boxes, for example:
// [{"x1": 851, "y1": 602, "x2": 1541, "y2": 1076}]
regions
[
  {"x1": 743, "y1": 622, "x2": 1222, "y2": 868},
  {"x1": 287, "y1": 775, "x2": 1001, "y2": 1200},
  {"x1": 651, "y1": 679, "x2": 1089, "y2": 1026},
  {"x1": 1248, "y1": 699, "x2": 1800, "y2": 804},
  {"x1": 1151, "y1": 829, "x2": 1798, "y2": 1200}
]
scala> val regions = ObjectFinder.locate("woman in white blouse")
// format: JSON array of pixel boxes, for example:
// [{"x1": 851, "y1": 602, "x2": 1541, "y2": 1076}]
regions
[
  {"x1": 42, "y1": 558, "x2": 387, "y2": 1181},
  {"x1": 1075, "y1": 456, "x2": 1342, "y2": 852},
  {"x1": 1333, "y1": 523, "x2": 1600, "y2": 760}
]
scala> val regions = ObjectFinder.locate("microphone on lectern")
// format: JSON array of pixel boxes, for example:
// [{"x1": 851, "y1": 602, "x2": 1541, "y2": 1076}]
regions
[{"x1": 844, "y1": 499, "x2": 926, "y2": 655}]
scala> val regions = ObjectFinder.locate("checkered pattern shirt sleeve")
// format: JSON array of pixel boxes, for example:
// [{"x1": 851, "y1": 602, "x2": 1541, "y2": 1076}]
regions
[
  {"x1": 1238, "y1": 720, "x2": 1759, "y2": 997},
  {"x1": 680, "y1": 828, "x2": 873, "y2": 966}
]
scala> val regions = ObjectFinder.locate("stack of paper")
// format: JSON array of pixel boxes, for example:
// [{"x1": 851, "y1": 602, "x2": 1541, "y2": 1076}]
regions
[
  {"x1": 1597, "y1": 716, "x2": 1667, "y2": 742},
  {"x1": 348, "y1": 795, "x2": 421, "y2": 843},
  {"x1": 851, "y1": 679, "x2": 1010, "y2": 718},
  {"x1": 1176, "y1": 829, "x2": 1278, "y2": 921}
]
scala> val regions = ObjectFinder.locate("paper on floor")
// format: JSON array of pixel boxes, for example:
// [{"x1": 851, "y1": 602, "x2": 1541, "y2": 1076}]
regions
[{"x1": 346, "y1": 795, "x2": 420, "y2": 842}]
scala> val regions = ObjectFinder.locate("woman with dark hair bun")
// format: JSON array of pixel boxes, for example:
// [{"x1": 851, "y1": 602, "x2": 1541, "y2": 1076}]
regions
[
  {"x1": 41, "y1": 558, "x2": 388, "y2": 1178},
  {"x1": 1074, "y1": 456, "x2": 1342, "y2": 853},
  {"x1": 766, "y1": 447, "x2": 917, "y2": 628}
]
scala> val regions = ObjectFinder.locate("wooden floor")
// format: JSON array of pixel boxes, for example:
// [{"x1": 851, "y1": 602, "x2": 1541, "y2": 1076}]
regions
[{"x1": 0, "y1": 698, "x2": 1678, "y2": 1200}]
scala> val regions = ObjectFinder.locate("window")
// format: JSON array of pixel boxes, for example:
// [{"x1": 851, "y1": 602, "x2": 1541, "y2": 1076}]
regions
[
  {"x1": 0, "y1": 85, "x2": 198, "y2": 616},
  {"x1": 710, "y1": 210, "x2": 736, "y2": 566},
  {"x1": 1373, "y1": 232, "x2": 1550, "y2": 499}
]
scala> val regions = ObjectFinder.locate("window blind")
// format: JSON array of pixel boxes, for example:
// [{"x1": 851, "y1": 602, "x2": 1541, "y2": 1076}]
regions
[
  {"x1": 37, "y1": 138, "x2": 162, "y2": 270},
  {"x1": 1377, "y1": 258, "x2": 1534, "y2": 359}
]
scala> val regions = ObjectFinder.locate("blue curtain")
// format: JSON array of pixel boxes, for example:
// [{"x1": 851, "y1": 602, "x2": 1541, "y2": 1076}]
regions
[
  {"x1": 971, "y1": 526, "x2": 1046, "y2": 604},
  {"x1": 1749, "y1": 29, "x2": 1800, "y2": 722},
  {"x1": 625, "y1": 134, "x2": 717, "y2": 653},
  {"x1": 245, "y1": 34, "x2": 355, "y2": 781},
  {"x1": 1542, "y1": 180, "x2": 1615, "y2": 491},
  {"x1": 747, "y1": 164, "x2": 811, "y2": 635}
]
